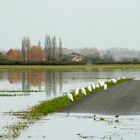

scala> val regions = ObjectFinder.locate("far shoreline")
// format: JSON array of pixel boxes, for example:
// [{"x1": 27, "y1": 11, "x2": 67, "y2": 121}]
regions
[{"x1": 0, "y1": 64, "x2": 140, "y2": 70}]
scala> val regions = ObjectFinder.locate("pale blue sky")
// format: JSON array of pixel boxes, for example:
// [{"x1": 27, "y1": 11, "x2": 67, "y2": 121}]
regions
[{"x1": 0, "y1": 0, "x2": 140, "y2": 50}]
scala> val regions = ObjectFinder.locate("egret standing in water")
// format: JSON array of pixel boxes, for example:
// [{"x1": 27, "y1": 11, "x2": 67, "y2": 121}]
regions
[
  {"x1": 87, "y1": 85, "x2": 92, "y2": 92},
  {"x1": 67, "y1": 92, "x2": 74, "y2": 101},
  {"x1": 81, "y1": 87, "x2": 86, "y2": 95},
  {"x1": 75, "y1": 88, "x2": 79, "y2": 96}
]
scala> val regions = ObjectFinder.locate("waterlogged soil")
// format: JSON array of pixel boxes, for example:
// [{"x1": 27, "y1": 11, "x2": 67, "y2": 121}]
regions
[
  {"x1": 17, "y1": 113, "x2": 140, "y2": 140},
  {"x1": 61, "y1": 80, "x2": 140, "y2": 115}
]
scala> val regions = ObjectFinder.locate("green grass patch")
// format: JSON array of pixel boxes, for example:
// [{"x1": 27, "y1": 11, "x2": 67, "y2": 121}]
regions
[
  {"x1": 0, "y1": 94, "x2": 30, "y2": 97},
  {"x1": 100, "y1": 117, "x2": 105, "y2": 121},
  {"x1": 0, "y1": 64, "x2": 140, "y2": 71},
  {"x1": 0, "y1": 90, "x2": 44, "y2": 92}
]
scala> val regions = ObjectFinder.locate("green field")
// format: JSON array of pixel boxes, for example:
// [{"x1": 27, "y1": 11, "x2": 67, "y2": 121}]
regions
[{"x1": 0, "y1": 64, "x2": 140, "y2": 71}]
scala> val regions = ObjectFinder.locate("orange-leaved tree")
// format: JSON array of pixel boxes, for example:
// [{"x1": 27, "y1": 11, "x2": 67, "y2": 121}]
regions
[
  {"x1": 6, "y1": 49, "x2": 22, "y2": 61},
  {"x1": 27, "y1": 46, "x2": 45, "y2": 61}
]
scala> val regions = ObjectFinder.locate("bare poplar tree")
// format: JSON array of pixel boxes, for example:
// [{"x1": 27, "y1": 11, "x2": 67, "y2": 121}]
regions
[
  {"x1": 38, "y1": 40, "x2": 41, "y2": 47},
  {"x1": 52, "y1": 36, "x2": 57, "y2": 60},
  {"x1": 58, "y1": 38, "x2": 63, "y2": 59},
  {"x1": 26, "y1": 37, "x2": 31, "y2": 51},
  {"x1": 45, "y1": 35, "x2": 48, "y2": 61},
  {"x1": 21, "y1": 37, "x2": 27, "y2": 61},
  {"x1": 48, "y1": 36, "x2": 53, "y2": 60}
]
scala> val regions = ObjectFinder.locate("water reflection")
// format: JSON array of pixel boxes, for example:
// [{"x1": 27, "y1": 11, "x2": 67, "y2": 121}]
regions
[
  {"x1": 0, "y1": 70, "x2": 64, "y2": 98},
  {"x1": 0, "y1": 69, "x2": 139, "y2": 98}
]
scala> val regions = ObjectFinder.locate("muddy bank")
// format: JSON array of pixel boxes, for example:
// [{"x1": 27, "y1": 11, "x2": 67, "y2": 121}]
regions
[{"x1": 61, "y1": 80, "x2": 140, "y2": 115}]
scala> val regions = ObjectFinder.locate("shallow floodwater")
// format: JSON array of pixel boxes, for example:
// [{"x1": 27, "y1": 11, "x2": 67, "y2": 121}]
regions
[
  {"x1": 0, "y1": 69, "x2": 140, "y2": 138},
  {"x1": 18, "y1": 113, "x2": 140, "y2": 140}
]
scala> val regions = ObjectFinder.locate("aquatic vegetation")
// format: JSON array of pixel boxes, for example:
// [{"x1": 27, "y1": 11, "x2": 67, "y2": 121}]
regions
[
  {"x1": 1, "y1": 121, "x2": 28, "y2": 139},
  {"x1": 100, "y1": 117, "x2": 105, "y2": 121},
  {"x1": 0, "y1": 90, "x2": 44, "y2": 92},
  {"x1": 0, "y1": 94, "x2": 30, "y2": 97}
]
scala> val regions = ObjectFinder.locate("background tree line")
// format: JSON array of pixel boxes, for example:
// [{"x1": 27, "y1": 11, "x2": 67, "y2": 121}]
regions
[
  {"x1": 0, "y1": 35, "x2": 140, "y2": 65},
  {"x1": 5, "y1": 35, "x2": 63, "y2": 62}
]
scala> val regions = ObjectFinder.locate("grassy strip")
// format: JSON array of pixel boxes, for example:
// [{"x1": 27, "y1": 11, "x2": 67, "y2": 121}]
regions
[
  {"x1": 5, "y1": 78, "x2": 132, "y2": 138},
  {"x1": 0, "y1": 90, "x2": 44, "y2": 92},
  {"x1": 23, "y1": 78, "x2": 133, "y2": 120},
  {"x1": 0, "y1": 64, "x2": 140, "y2": 71},
  {"x1": 0, "y1": 94, "x2": 30, "y2": 96}
]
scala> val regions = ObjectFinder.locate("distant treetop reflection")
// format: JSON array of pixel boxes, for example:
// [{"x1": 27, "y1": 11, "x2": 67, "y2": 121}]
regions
[{"x1": 6, "y1": 70, "x2": 63, "y2": 96}]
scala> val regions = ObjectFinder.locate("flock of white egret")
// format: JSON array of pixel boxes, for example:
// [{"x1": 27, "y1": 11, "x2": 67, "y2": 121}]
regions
[{"x1": 67, "y1": 77, "x2": 126, "y2": 101}]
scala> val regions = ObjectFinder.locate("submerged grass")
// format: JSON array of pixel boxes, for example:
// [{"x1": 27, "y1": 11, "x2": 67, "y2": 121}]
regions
[
  {"x1": 0, "y1": 64, "x2": 140, "y2": 71},
  {"x1": 5, "y1": 77, "x2": 133, "y2": 138},
  {"x1": 0, "y1": 94, "x2": 30, "y2": 96},
  {"x1": 0, "y1": 90, "x2": 44, "y2": 92}
]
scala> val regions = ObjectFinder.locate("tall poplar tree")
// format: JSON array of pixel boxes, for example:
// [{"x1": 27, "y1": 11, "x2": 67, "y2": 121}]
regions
[
  {"x1": 21, "y1": 37, "x2": 27, "y2": 61},
  {"x1": 52, "y1": 36, "x2": 57, "y2": 60},
  {"x1": 58, "y1": 38, "x2": 63, "y2": 59}
]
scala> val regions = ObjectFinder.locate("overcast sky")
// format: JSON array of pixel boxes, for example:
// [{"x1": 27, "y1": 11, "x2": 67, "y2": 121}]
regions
[{"x1": 0, "y1": 0, "x2": 140, "y2": 50}]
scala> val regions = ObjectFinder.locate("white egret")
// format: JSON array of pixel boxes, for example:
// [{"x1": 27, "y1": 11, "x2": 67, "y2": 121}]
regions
[
  {"x1": 92, "y1": 83, "x2": 96, "y2": 90},
  {"x1": 75, "y1": 88, "x2": 79, "y2": 96},
  {"x1": 103, "y1": 84, "x2": 107, "y2": 90},
  {"x1": 111, "y1": 79, "x2": 117, "y2": 84},
  {"x1": 96, "y1": 83, "x2": 100, "y2": 88},
  {"x1": 99, "y1": 80, "x2": 105, "y2": 87},
  {"x1": 81, "y1": 87, "x2": 86, "y2": 95},
  {"x1": 67, "y1": 92, "x2": 74, "y2": 101},
  {"x1": 107, "y1": 79, "x2": 111, "y2": 82},
  {"x1": 87, "y1": 85, "x2": 92, "y2": 92},
  {"x1": 117, "y1": 78, "x2": 120, "y2": 81}
]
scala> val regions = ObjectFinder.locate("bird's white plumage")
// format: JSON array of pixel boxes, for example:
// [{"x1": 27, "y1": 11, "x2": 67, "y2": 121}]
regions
[
  {"x1": 75, "y1": 88, "x2": 79, "y2": 95},
  {"x1": 111, "y1": 79, "x2": 117, "y2": 84},
  {"x1": 99, "y1": 80, "x2": 105, "y2": 87},
  {"x1": 104, "y1": 84, "x2": 107, "y2": 90},
  {"x1": 117, "y1": 78, "x2": 120, "y2": 81},
  {"x1": 96, "y1": 83, "x2": 100, "y2": 88},
  {"x1": 87, "y1": 85, "x2": 92, "y2": 92},
  {"x1": 81, "y1": 87, "x2": 86, "y2": 95},
  {"x1": 67, "y1": 92, "x2": 74, "y2": 101},
  {"x1": 91, "y1": 83, "x2": 96, "y2": 90}
]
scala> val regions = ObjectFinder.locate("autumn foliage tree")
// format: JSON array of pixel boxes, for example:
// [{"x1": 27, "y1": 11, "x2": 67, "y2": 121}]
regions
[
  {"x1": 5, "y1": 35, "x2": 63, "y2": 63},
  {"x1": 6, "y1": 49, "x2": 22, "y2": 60},
  {"x1": 27, "y1": 46, "x2": 45, "y2": 61}
]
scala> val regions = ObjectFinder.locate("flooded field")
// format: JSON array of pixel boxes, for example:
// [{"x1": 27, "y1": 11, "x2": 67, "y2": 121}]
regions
[
  {"x1": 0, "y1": 69, "x2": 140, "y2": 139},
  {"x1": 18, "y1": 113, "x2": 140, "y2": 140}
]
